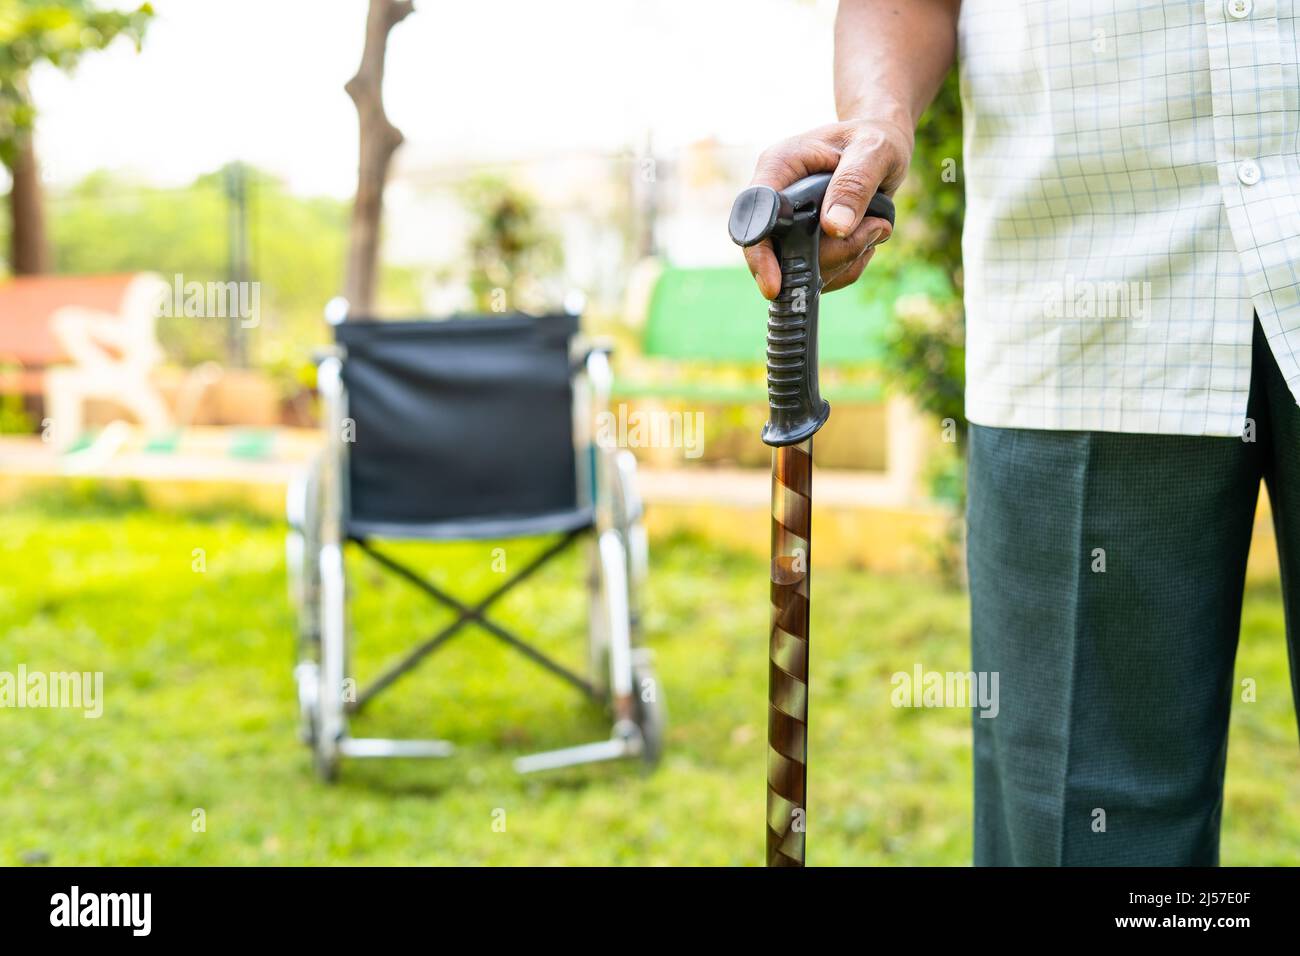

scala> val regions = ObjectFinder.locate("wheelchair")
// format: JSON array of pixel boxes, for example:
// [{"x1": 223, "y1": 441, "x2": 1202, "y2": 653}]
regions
[{"x1": 286, "y1": 306, "x2": 663, "y2": 780}]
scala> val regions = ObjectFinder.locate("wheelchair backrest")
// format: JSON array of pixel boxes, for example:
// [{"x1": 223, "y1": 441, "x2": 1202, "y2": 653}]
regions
[{"x1": 334, "y1": 314, "x2": 581, "y2": 530}]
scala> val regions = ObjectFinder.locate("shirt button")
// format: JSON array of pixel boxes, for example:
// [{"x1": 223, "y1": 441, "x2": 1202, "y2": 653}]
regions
[
  {"x1": 1238, "y1": 159, "x2": 1261, "y2": 185},
  {"x1": 1228, "y1": 0, "x2": 1252, "y2": 18}
]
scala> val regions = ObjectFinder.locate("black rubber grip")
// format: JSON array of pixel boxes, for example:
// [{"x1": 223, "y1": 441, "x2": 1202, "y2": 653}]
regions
[
  {"x1": 728, "y1": 173, "x2": 895, "y2": 447},
  {"x1": 764, "y1": 216, "x2": 827, "y2": 446}
]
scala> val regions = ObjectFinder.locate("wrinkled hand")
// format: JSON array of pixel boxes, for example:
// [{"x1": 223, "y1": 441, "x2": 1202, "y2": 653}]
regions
[{"x1": 742, "y1": 118, "x2": 911, "y2": 299}]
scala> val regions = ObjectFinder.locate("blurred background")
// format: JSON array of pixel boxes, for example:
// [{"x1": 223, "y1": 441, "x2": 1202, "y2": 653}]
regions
[{"x1": 1, "y1": 0, "x2": 1296, "y2": 865}]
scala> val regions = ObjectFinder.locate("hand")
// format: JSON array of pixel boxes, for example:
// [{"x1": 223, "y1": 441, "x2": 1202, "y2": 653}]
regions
[{"x1": 742, "y1": 118, "x2": 911, "y2": 299}]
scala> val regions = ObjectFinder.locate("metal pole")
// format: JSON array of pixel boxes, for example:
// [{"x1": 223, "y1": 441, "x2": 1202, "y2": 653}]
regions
[{"x1": 225, "y1": 161, "x2": 249, "y2": 368}]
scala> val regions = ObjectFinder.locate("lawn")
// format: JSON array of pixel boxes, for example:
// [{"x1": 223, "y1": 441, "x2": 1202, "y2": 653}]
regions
[{"x1": 1, "y1": 488, "x2": 1298, "y2": 865}]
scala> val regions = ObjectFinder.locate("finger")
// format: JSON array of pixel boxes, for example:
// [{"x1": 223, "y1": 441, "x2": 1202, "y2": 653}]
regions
[
  {"x1": 743, "y1": 240, "x2": 781, "y2": 300},
  {"x1": 750, "y1": 128, "x2": 844, "y2": 191},
  {"x1": 823, "y1": 246, "x2": 877, "y2": 294},
  {"x1": 821, "y1": 132, "x2": 895, "y2": 240},
  {"x1": 820, "y1": 212, "x2": 891, "y2": 274}
]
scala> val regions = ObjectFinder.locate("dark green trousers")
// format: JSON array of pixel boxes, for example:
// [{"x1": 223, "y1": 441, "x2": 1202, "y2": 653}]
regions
[{"x1": 968, "y1": 320, "x2": 1300, "y2": 866}]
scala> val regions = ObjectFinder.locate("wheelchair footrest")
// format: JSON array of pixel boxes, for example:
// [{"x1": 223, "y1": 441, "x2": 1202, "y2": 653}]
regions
[
  {"x1": 337, "y1": 737, "x2": 455, "y2": 759},
  {"x1": 513, "y1": 728, "x2": 641, "y2": 774}
]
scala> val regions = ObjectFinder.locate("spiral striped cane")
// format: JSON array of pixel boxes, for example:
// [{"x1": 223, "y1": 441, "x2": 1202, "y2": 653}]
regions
[
  {"x1": 767, "y1": 439, "x2": 812, "y2": 866},
  {"x1": 729, "y1": 175, "x2": 895, "y2": 869}
]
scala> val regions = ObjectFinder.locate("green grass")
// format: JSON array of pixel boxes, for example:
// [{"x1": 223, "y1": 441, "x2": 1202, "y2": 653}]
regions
[{"x1": 1, "y1": 492, "x2": 1297, "y2": 865}]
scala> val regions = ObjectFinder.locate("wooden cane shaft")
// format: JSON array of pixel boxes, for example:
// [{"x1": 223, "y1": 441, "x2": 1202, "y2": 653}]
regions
[{"x1": 766, "y1": 439, "x2": 812, "y2": 866}]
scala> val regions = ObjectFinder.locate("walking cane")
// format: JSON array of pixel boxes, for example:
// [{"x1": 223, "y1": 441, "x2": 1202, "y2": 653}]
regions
[{"x1": 729, "y1": 173, "x2": 895, "y2": 866}]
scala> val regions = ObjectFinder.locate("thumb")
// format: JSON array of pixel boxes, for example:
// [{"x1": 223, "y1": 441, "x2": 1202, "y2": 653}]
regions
[{"x1": 821, "y1": 136, "x2": 889, "y2": 240}]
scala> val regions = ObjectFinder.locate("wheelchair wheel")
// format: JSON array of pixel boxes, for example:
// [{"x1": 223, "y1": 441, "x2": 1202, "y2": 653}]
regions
[
  {"x1": 631, "y1": 649, "x2": 665, "y2": 769},
  {"x1": 585, "y1": 537, "x2": 611, "y2": 702},
  {"x1": 295, "y1": 642, "x2": 339, "y2": 781},
  {"x1": 304, "y1": 667, "x2": 341, "y2": 782},
  {"x1": 287, "y1": 460, "x2": 324, "y2": 748},
  {"x1": 295, "y1": 647, "x2": 339, "y2": 781},
  {"x1": 314, "y1": 734, "x2": 339, "y2": 783},
  {"x1": 294, "y1": 662, "x2": 319, "y2": 746},
  {"x1": 312, "y1": 541, "x2": 347, "y2": 783}
]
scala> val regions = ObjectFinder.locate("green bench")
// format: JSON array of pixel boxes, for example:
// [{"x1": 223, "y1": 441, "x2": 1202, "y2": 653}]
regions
[{"x1": 616, "y1": 260, "x2": 953, "y2": 404}]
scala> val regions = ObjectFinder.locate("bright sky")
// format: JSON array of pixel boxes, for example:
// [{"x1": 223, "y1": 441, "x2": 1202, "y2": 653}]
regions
[{"x1": 29, "y1": 0, "x2": 842, "y2": 197}]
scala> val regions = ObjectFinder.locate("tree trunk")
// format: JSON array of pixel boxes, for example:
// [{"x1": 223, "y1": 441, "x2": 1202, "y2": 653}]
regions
[
  {"x1": 342, "y1": 0, "x2": 413, "y2": 314},
  {"x1": 9, "y1": 135, "x2": 50, "y2": 275}
]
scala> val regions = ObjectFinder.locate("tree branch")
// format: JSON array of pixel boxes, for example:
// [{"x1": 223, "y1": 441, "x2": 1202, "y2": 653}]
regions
[{"x1": 342, "y1": 0, "x2": 415, "y2": 312}]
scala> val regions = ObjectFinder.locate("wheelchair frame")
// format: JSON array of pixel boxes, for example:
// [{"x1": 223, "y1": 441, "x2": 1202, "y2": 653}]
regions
[{"x1": 286, "y1": 316, "x2": 662, "y2": 780}]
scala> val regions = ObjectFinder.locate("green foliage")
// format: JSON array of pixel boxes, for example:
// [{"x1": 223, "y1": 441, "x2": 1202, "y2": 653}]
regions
[
  {"x1": 1, "y1": 503, "x2": 1296, "y2": 864},
  {"x1": 457, "y1": 172, "x2": 562, "y2": 313},
  {"x1": 33, "y1": 166, "x2": 423, "y2": 376},
  {"x1": 876, "y1": 69, "x2": 967, "y2": 444},
  {"x1": 882, "y1": 291, "x2": 965, "y2": 436},
  {"x1": 47, "y1": 168, "x2": 349, "y2": 369},
  {"x1": 895, "y1": 69, "x2": 965, "y2": 283},
  {"x1": 0, "y1": 0, "x2": 153, "y2": 167}
]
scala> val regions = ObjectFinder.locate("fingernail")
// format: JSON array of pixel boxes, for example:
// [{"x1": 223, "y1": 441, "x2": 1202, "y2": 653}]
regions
[
  {"x1": 865, "y1": 227, "x2": 885, "y2": 248},
  {"x1": 825, "y1": 203, "x2": 857, "y2": 238}
]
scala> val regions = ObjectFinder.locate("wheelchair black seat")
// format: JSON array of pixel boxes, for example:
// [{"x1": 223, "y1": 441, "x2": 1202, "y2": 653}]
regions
[{"x1": 336, "y1": 313, "x2": 587, "y2": 540}]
